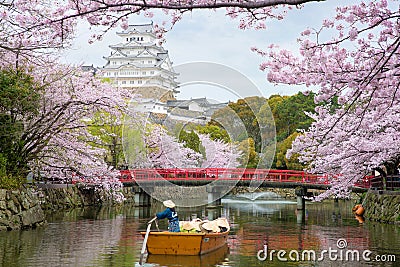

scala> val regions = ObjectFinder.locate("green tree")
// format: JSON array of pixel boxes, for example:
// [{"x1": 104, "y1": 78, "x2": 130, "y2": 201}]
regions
[
  {"x1": 237, "y1": 138, "x2": 259, "y2": 168},
  {"x1": 178, "y1": 129, "x2": 202, "y2": 153},
  {"x1": 87, "y1": 112, "x2": 125, "y2": 169},
  {"x1": 272, "y1": 92, "x2": 316, "y2": 142},
  {"x1": 0, "y1": 68, "x2": 42, "y2": 180},
  {"x1": 275, "y1": 132, "x2": 305, "y2": 170},
  {"x1": 196, "y1": 125, "x2": 230, "y2": 143},
  {"x1": 210, "y1": 96, "x2": 267, "y2": 152}
]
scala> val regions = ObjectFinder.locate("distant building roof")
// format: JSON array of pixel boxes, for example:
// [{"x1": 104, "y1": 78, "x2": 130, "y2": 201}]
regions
[
  {"x1": 81, "y1": 65, "x2": 98, "y2": 75},
  {"x1": 169, "y1": 108, "x2": 204, "y2": 119},
  {"x1": 166, "y1": 98, "x2": 214, "y2": 108}
]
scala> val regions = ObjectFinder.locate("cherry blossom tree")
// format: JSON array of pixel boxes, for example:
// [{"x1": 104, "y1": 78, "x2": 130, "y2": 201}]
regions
[
  {"x1": 198, "y1": 133, "x2": 242, "y2": 168},
  {"x1": 256, "y1": 0, "x2": 400, "y2": 199},
  {"x1": 144, "y1": 124, "x2": 202, "y2": 168},
  {"x1": 126, "y1": 124, "x2": 242, "y2": 169},
  {"x1": 0, "y1": 54, "x2": 132, "y2": 201}
]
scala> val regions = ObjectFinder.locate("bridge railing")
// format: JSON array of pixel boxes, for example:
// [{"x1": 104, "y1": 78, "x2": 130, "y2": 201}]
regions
[{"x1": 118, "y1": 168, "x2": 331, "y2": 185}]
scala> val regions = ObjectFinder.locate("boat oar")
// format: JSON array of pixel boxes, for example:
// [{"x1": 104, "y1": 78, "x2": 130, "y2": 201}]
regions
[{"x1": 139, "y1": 216, "x2": 157, "y2": 265}]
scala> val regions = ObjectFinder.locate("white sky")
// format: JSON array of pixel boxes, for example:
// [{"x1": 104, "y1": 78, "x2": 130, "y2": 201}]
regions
[{"x1": 60, "y1": 1, "x2": 348, "y2": 102}]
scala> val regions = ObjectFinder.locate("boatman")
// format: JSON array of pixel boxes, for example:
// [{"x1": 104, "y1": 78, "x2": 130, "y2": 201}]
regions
[{"x1": 156, "y1": 200, "x2": 180, "y2": 232}]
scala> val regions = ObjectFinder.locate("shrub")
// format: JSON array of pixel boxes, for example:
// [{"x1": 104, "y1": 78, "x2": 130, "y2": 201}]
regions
[
  {"x1": 0, "y1": 173, "x2": 25, "y2": 189},
  {"x1": 0, "y1": 154, "x2": 25, "y2": 189}
]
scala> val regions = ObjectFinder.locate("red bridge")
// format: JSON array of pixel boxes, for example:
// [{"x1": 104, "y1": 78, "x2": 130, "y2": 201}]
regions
[{"x1": 118, "y1": 168, "x2": 371, "y2": 190}]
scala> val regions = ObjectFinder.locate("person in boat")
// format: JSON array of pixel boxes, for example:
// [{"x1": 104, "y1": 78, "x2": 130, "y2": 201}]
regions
[{"x1": 156, "y1": 200, "x2": 180, "y2": 232}]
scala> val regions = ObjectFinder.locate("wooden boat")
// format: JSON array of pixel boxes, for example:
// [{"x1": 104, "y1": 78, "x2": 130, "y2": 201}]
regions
[{"x1": 140, "y1": 230, "x2": 229, "y2": 255}]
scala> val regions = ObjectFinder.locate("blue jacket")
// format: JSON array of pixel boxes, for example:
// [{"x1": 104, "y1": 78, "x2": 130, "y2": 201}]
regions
[{"x1": 156, "y1": 207, "x2": 179, "y2": 222}]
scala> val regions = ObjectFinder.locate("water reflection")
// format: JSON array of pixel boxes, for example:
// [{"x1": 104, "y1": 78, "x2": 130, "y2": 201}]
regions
[
  {"x1": 0, "y1": 199, "x2": 398, "y2": 267},
  {"x1": 147, "y1": 244, "x2": 229, "y2": 267}
]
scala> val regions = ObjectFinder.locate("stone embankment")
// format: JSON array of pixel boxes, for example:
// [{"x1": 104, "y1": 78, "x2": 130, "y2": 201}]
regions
[
  {"x1": 0, "y1": 188, "x2": 45, "y2": 231},
  {"x1": 38, "y1": 185, "x2": 104, "y2": 210},
  {"x1": 0, "y1": 184, "x2": 131, "y2": 231},
  {"x1": 363, "y1": 191, "x2": 400, "y2": 224}
]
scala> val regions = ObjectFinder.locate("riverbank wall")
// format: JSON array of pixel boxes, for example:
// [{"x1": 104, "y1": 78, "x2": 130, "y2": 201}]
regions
[
  {"x1": 0, "y1": 184, "x2": 131, "y2": 231},
  {"x1": 0, "y1": 188, "x2": 45, "y2": 231},
  {"x1": 363, "y1": 190, "x2": 400, "y2": 224}
]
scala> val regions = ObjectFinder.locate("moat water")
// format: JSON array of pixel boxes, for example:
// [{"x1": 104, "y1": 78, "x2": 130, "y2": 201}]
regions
[{"x1": 0, "y1": 197, "x2": 399, "y2": 267}]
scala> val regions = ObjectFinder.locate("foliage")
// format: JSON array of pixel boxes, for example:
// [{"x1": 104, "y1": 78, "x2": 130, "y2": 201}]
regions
[
  {"x1": 196, "y1": 125, "x2": 230, "y2": 143},
  {"x1": 0, "y1": 68, "x2": 43, "y2": 178},
  {"x1": 271, "y1": 92, "x2": 316, "y2": 142},
  {"x1": 88, "y1": 112, "x2": 125, "y2": 169},
  {"x1": 211, "y1": 96, "x2": 267, "y2": 152},
  {"x1": 275, "y1": 132, "x2": 304, "y2": 170},
  {"x1": 178, "y1": 129, "x2": 202, "y2": 153},
  {"x1": 237, "y1": 138, "x2": 259, "y2": 168},
  {"x1": 0, "y1": 153, "x2": 25, "y2": 189},
  {"x1": 209, "y1": 93, "x2": 315, "y2": 169},
  {"x1": 0, "y1": 173, "x2": 25, "y2": 190}
]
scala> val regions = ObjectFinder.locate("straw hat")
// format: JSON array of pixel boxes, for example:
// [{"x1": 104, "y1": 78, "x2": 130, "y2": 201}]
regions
[
  {"x1": 216, "y1": 218, "x2": 230, "y2": 229},
  {"x1": 201, "y1": 221, "x2": 220, "y2": 233},
  {"x1": 163, "y1": 200, "x2": 176, "y2": 208},
  {"x1": 191, "y1": 220, "x2": 202, "y2": 232},
  {"x1": 181, "y1": 221, "x2": 195, "y2": 231}
]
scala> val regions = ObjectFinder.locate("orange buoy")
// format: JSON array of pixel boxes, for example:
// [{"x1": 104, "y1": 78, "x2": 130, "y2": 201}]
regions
[{"x1": 352, "y1": 204, "x2": 365, "y2": 216}]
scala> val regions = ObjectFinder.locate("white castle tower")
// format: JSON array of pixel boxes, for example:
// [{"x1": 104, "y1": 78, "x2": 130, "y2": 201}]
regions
[{"x1": 99, "y1": 22, "x2": 178, "y2": 102}]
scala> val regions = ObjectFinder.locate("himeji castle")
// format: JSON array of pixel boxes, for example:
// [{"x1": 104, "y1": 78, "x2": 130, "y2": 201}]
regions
[{"x1": 99, "y1": 22, "x2": 178, "y2": 102}]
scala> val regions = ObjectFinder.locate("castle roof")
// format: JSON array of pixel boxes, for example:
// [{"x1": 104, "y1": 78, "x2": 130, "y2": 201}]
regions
[
  {"x1": 166, "y1": 98, "x2": 211, "y2": 108},
  {"x1": 117, "y1": 23, "x2": 154, "y2": 35}
]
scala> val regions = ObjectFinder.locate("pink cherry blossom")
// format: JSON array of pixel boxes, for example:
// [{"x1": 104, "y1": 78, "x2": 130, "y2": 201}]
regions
[{"x1": 262, "y1": 1, "x2": 400, "y2": 199}]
